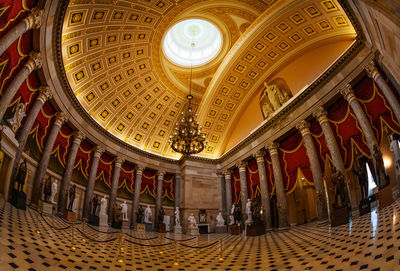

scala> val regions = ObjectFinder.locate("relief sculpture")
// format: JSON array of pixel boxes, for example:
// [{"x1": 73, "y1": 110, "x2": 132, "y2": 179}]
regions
[{"x1": 260, "y1": 82, "x2": 291, "y2": 119}]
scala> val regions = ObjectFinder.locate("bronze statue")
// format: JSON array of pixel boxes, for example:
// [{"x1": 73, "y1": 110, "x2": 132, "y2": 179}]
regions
[
  {"x1": 67, "y1": 184, "x2": 76, "y2": 211},
  {"x1": 233, "y1": 204, "x2": 242, "y2": 224},
  {"x1": 373, "y1": 144, "x2": 389, "y2": 188},
  {"x1": 137, "y1": 205, "x2": 144, "y2": 223},
  {"x1": 92, "y1": 194, "x2": 99, "y2": 216},
  {"x1": 353, "y1": 157, "x2": 369, "y2": 200},
  {"x1": 331, "y1": 167, "x2": 347, "y2": 208},
  {"x1": 15, "y1": 159, "x2": 27, "y2": 192},
  {"x1": 158, "y1": 206, "x2": 165, "y2": 225},
  {"x1": 44, "y1": 177, "x2": 52, "y2": 203}
]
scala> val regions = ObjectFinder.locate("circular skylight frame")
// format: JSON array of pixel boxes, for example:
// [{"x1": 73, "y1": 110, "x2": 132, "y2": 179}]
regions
[{"x1": 162, "y1": 19, "x2": 223, "y2": 67}]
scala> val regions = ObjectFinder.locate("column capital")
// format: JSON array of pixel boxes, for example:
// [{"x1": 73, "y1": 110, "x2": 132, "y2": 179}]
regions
[
  {"x1": 266, "y1": 142, "x2": 279, "y2": 156},
  {"x1": 296, "y1": 120, "x2": 311, "y2": 137},
  {"x1": 340, "y1": 84, "x2": 357, "y2": 103},
  {"x1": 313, "y1": 107, "x2": 329, "y2": 125},
  {"x1": 73, "y1": 131, "x2": 85, "y2": 145},
  {"x1": 254, "y1": 150, "x2": 266, "y2": 163},
  {"x1": 37, "y1": 86, "x2": 52, "y2": 103},
  {"x1": 157, "y1": 171, "x2": 166, "y2": 180},
  {"x1": 25, "y1": 51, "x2": 42, "y2": 72},
  {"x1": 54, "y1": 112, "x2": 68, "y2": 127},
  {"x1": 365, "y1": 61, "x2": 380, "y2": 81},
  {"x1": 223, "y1": 170, "x2": 232, "y2": 178},
  {"x1": 237, "y1": 161, "x2": 247, "y2": 172},
  {"x1": 115, "y1": 157, "x2": 124, "y2": 168},
  {"x1": 94, "y1": 146, "x2": 105, "y2": 158},
  {"x1": 23, "y1": 7, "x2": 44, "y2": 30},
  {"x1": 136, "y1": 164, "x2": 145, "y2": 175}
]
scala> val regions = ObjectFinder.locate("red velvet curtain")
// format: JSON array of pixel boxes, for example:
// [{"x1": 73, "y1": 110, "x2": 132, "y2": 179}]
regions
[
  {"x1": 0, "y1": 0, "x2": 36, "y2": 38},
  {"x1": 279, "y1": 132, "x2": 314, "y2": 194},
  {"x1": 264, "y1": 153, "x2": 275, "y2": 196},
  {"x1": 141, "y1": 168, "x2": 157, "y2": 199},
  {"x1": 73, "y1": 140, "x2": 93, "y2": 179},
  {"x1": 29, "y1": 101, "x2": 56, "y2": 152},
  {"x1": 310, "y1": 119, "x2": 330, "y2": 173},
  {"x1": 51, "y1": 124, "x2": 74, "y2": 167},
  {"x1": 96, "y1": 152, "x2": 114, "y2": 188},
  {"x1": 162, "y1": 173, "x2": 175, "y2": 201},
  {"x1": 231, "y1": 168, "x2": 241, "y2": 204},
  {"x1": 119, "y1": 162, "x2": 135, "y2": 194},
  {"x1": 246, "y1": 158, "x2": 261, "y2": 200}
]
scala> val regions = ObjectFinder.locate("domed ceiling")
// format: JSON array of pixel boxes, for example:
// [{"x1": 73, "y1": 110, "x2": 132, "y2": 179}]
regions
[{"x1": 60, "y1": 0, "x2": 356, "y2": 159}]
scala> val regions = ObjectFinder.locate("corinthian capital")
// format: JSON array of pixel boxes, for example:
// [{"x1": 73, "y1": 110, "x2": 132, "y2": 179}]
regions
[
  {"x1": 73, "y1": 131, "x2": 85, "y2": 144},
  {"x1": 254, "y1": 150, "x2": 266, "y2": 163},
  {"x1": 25, "y1": 51, "x2": 42, "y2": 71},
  {"x1": 136, "y1": 164, "x2": 145, "y2": 175},
  {"x1": 115, "y1": 157, "x2": 124, "y2": 168},
  {"x1": 236, "y1": 161, "x2": 248, "y2": 172},
  {"x1": 94, "y1": 146, "x2": 105, "y2": 158},
  {"x1": 313, "y1": 107, "x2": 328, "y2": 125},
  {"x1": 54, "y1": 112, "x2": 68, "y2": 127},
  {"x1": 340, "y1": 84, "x2": 356, "y2": 103},
  {"x1": 266, "y1": 142, "x2": 279, "y2": 156},
  {"x1": 37, "y1": 86, "x2": 52, "y2": 103},
  {"x1": 23, "y1": 7, "x2": 44, "y2": 30},
  {"x1": 365, "y1": 61, "x2": 380, "y2": 80},
  {"x1": 296, "y1": 120, "x2": 311, "y2": 137}
]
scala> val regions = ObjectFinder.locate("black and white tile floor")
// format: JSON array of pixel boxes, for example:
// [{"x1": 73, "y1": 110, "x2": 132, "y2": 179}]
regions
[{"x1": 0, "y1": 198, "x2": 399, "y2": 270}]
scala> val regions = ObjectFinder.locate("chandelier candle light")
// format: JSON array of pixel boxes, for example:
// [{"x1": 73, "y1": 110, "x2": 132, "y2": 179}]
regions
[{"x1": 168, "y1": 37, "x2": 207, "y2": 156}]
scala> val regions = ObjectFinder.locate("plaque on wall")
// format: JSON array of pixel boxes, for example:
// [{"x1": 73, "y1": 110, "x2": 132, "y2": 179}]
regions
[{"x1": 199, "y1": 209, "x2": 206, "y2": 223}]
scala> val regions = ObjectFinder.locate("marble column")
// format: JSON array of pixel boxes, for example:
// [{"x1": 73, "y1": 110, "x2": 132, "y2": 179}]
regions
[
  {"x1": 266, "y1": 143, "x2": 289, "y2": 229},
  {"x1": 296, "y1": 120, "x2": 327, "y2": 220},
  {"x1": 340, "y1": 84, "x2": 378, "y2": 153},
  {"x1": 0, "y1": 51, "x2": 42, "y2": 123},
  {"x1": 174, "y1": 173, "x2": 181, "y2": 209},
  {"x1": 0, "y1": 8, "x2": 43, "y2": 57},
  {"x1": 237, "y1": 162, "x2": 248, "y2": 223},
  {"x1": 131, "y1": 165, "x2": 144, "y2": 228},
  {"x1": 11, "y1": 86, "x2": 52, "y2": 187},
  {"x1": 155, "y1": 171, "x2": 165, "y2": 229},
  {"x1": 58, "y1": 131, "x2": 85, "y2": 215},
  {"x1": 224, "y1": 170, "x2": 233, "y2": 216},
  {"x1": 219, "y1": 172, "x2": 227, "y2": 217},
  {"x1": 254, "y1": 150, "x2": 272, "y2": 230},
  {"x1": 389, "y1": 133, "x2": 400, "y2": 196},
  {"x1": 108, "y1": 157, "x2": 124, "y2": 224},
  {"x1": 366, "y1": 61, "x2": 400, "y2": 124},
  {"x1": 82, "y1": 146, "x2": 104, "y2": 220},
  {"x1": 31, "y1": 112, "x2": 67, "y2": 205}
]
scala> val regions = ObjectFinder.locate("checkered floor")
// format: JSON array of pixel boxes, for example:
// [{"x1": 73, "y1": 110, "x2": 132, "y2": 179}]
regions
[{"x1": 0, "y1": 199, "x2": 399, "y2": 271}]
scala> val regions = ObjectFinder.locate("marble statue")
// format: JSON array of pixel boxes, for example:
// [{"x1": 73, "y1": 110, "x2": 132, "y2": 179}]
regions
[
  {"x1": 373, "y1": 144, "x2": 389, "y2": 188},
  {"x1": 100, "y1": 195, "x2": 108, "y2": 216},
  {"x1": 144, "y1": 205, "x2": 152, "y2": 224},
  {"x1": 174, "y1": 207, "x2": 181, "y2": 227},
  {"x1": 262, "y1": 83, "x2": 291, "y2": 114},
  {"x1": 7, "y1": 102, "x2": 26, "y2": 132},
  {"x1": 389, "y1": 133, "x2": 400, "y2": 195},
  {"x1": 246, "y1": 199, "x2": 253, "y2": 224},
  {"x1": 137, "y1": 205, "x2": 144, "y2": 223},
  {"x1": 120, "y1": 200, "x2": 128, "y2": 221},
  {"x1": 229, "y1": 204, "x2": 235, "y2": 225},
  {"x1": 187, "y1": 213, "x2": 197, "y2": 229},
  {"x1": 67, "y1": 184, "x2": 76, "y2": 212},
  {"x1": 262, "y1": 101, "x2": 274, "y2": 119},
  {"x1": 353, "y1": 157, "x2": 369, "y2": 200},
  {"x1": 216, "y1": 211, "x2": 225, "y2": 227},
  {"x1": 15, "y1": 159, "x2": 27, "y2": 192},
  {"x1": 49, "y1": 179, "x2": 58, "y2": 204}
]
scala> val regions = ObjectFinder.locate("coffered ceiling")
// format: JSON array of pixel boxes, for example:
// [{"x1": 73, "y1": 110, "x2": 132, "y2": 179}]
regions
[{"x1": 60, "y1": 0, "x2": 356, "y2": 159}]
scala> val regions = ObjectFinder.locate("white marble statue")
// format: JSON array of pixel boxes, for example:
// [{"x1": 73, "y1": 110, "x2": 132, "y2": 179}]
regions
[
  {"x1": 174, "y1": 207, "x2": 181, "y2": 227},
  {"x1": 144, "y1": 205, "x2": 152, "y2": 224},
  {"x1": 264, "y1": 82, "x2": 281, "y2": 111},
  {"x1": 246, "y1": 199, "x2": 253, "y2": 224},
  {"x1": 216, "y1": 211, "x2": 225, "y2": 227},
  {"x1": 8, "y1": 102, "x2": 26, "y2": 132},
  {"x1": 229, "y1": 204, "x2": 235, "y2": 225},
  {"x1": 100, "y1": 195, "x2": 108, "y2": 216},
  {"x1": 188, "y1": 213, "x2": 198, "y2": 229},
  {"x1": 120, "y1": 201, "x2": 128, "y2": 221},
  {"x1": 262, "y1": 101, "x2": 274, "y2": 119},
  {"x1": 49, "y1": 179, "x2": 58, "y2": 204}
]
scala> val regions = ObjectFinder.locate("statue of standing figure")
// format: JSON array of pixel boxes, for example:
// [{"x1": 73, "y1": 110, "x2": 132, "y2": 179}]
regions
[
  {"x1": 216, "y1": 211, "x2": 225, "y2": 226},
  {"x1": 137, "y1": 205, "x2": 144, "y2": 223},
  {"x1": 49, "y1": 179, "x2": 58, "y2": 204},
  {"x1": 373, "y1": 144, "x2": 389, "y2": 189},
  {"x1": 331, "y1": 167, "x2": 347, "y2": 208},
  {"x1": 188, "y1": 213, "x2": 198, "y2": 229},
  {"x1": 120, "y1": 201, "x2": 128, "y2": 221},
  {"x1": 43, "y1": 177, "x2": 52, "y2": 203},
  {"x1": 67, "y1": 184, "x2": 76, "y2": 212},
  {"x1": 100, "y1": 195, "x2": 108, "y2": 216},
  {"x1": 245, "y1": 199, "x2": 253, "y2": 224},
  {"x1": 229, "y1": 204, "x2": 235, "y2": 225},
  {"x1": 174, "y1": 207, "x2": 181, "y2": 227},
  {"x1": 353, "y1": 157, "x2": 369, "y2": 200},
  {"x1": 7, "y1": 102, "x2": 26, "y2": 133},
  {"x1": 15, "y1": 159, "x2": 27, "y2": 192},
  {"x1": 144, "y1": 205, "x2": 152, "y2": 223}
]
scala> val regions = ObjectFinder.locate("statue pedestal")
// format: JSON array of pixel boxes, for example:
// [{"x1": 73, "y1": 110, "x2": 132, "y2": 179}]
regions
[
  {"x1": 378, "y1": 185, "x2": 394, "y2": 210},
  {"x1": 99, "y1": 213, "x2": 108, "y2": 227},
  {"x1": 246, "y1": 223, "x2": 265, "y2": 236},
  {"x1": 229, "y1": 224, "x2": 240, "y2": 235},
  {"x1": 88, "y1": 214, "x2": 99, "y2": 226},
  {"x1": 158, "y1": 223, "x2": 166, "y2": 233},
  {"x1": 145, "y1": 222, "x2": 152, "y2": 232},
  {"x1": 11, "y1": 190, "x2": 26, "y2": 210},
  {"x1": 173, "y1": 225, "x2": 182, "y2": 234},
  {"x1": 135, "y1": 223, "x2": 145, "y2": 233},
  {"x1": 187, "y1": 227, "x2": 200, "y2": 236},
  {"x1": 64, "y1": 211, "x2": 76, "y2": 222},
  {"x1": 215, "y1": 225, "x2": 227, "y2": 233},
  {"x1": 39, "y1": 200, "x2": 53, "y2": 216},
  {"x1": 121, "y1": 220, "x2": 130, "y2": 230},
  {"x1": 330, "y1": 206, "x2": 349, "y2": 227},
  {"x1": 359, "y1": 198, "x2": 371, "y2": 216}
]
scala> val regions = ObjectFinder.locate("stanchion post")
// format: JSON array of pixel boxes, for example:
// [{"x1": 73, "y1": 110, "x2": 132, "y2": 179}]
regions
[
  {"x1": 51, "y1": 212, "x2": 54, "y2": 228},
  {"x1": 35, "y1": 204, "x2": 41, "y2": 234},
  {"x1": 71, "y1": 221, "x2": 76, "y2": 251},
  {"x1": 197, "y1": 236, "x2": 200, "y2": 254},
  {"x1": 159, "y1": 235, "x2": 164, "y2": 254},
  {"x1": 117, "y1": 229, "x2": 124, "y2": 263},
  {"x1": 81, "y1": 220, "x2": 86, "y2": 243},
  {"x1": 173, "y1": 240, "x2": 179, "y2": 266},
  {"x1": 218, "y1": 238, "x2": 224, "y2": 262}
]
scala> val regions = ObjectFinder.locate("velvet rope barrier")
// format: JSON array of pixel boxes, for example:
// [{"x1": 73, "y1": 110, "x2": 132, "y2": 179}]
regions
[
  {"x1": 85, "y1": 223, "x2": 119, "y2": 234},
  {"x1": 124, "y1": 238, "x2": 174, "y2": 247},
  {"x1": 40, "y1": 213, "x2": 71, "y2": 231},
  {"x1": 165, "y1": 236, "x2": 197, "y2": 242},
  {"x1": 177, "y1": 240, "x2": 219, "y2": 249},
  {"x1": 75, "y1": 227, "x2": 118, "y2": 243},
  {"x1": 124, "y1": 232, "x2": 159, "y2": 240}
]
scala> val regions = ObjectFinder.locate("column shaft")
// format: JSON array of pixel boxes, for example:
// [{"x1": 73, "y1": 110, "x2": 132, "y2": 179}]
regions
[
  {"x1": 267, "y1": 143, "x2": 289, "y2": 229},
  {"x1": 220, "y1": 174, "x2": 227, "y2": 215},
  {"x1": 174, "y1": 174, "x2": 181, "y2": 209},
  {"x1": 155, "y1": 171, "x2": 165, "y2": 229},
  {"x1": 58, "y1": 131, "x2": 84, "y2": 215},
  {"x1": 0, "y1": 52, "x2": 42, "y2": 122},
  {"x1": 238, "y1": 162, "x2": 248, "y2": 223},
  {"x1": 224, "y1": 172, "x2": 233, "y2": 216},
  {"x1": 31, "y1": 112, "x2": 67, "y2": 204},
  {"x1": 82, "y1": 146, "x2": 104, "y2": 220},
  {"x1": 131, "y1": 165, "x2": 144, "y2": 228},
  {"x1": 255, "y1": 151, "x2": 272, "y2": 230},
  {"x1": 297, "y1": 120, "x2": 327, "y2": 220},
  {"x1": 108, "y1": 157, "x2": 124, "y2": 224}
]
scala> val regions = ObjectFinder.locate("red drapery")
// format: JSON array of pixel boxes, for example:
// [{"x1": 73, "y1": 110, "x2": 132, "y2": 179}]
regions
[
  {"x1": 231, "y1": 168, "x2": 241, "y2": 204},
  {"x1": 29, "y1": 101, "x2": 56, "y2": 152},
  {"x1": 246, "y1": 158, "x2": 261, "y2": 200},
  {"x1": 0, "y1": 0, "x2": 36, "y2": 38},
  {"x1": 73, "y1": 140, "x2": 93, "y2": 179},
  {"x1": 96, "y1": 152, "x2": 114, "y2": 188},
  {"x1": 264, "y1": 153, "x2": 275, "y2": 196},
  {"x1": 279, "y1": 132, "x2": 314, "y2": 194},
  {"x1": 119, "y1": 162, "x2": 135, "y2": 194},
  {"x1": 51, "y1": 124, "x2": 74, "y2": 167},
  {"x1": 163, "y1": 173, "x2": 175, "y2": 201},
  {"x1": 310, "y1": 119, "x2": 330, "y2": 172},
  {"x1": 141, "y1": 168, "x2": 157, "y2": 199}
]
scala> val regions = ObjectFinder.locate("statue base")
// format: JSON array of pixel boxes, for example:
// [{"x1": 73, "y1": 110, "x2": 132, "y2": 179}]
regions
[
  {"x1": 173, "y1": 225, "x2": 182, "y2": 234},
  {"x1": 88, "y1": 214, "x2": 99, "y2": 226},
  {"x1": 246, "y1": 223, "x2": 265, "y2": 236},
  {"x1": 135, "y1": 223, "x2": 145, "y2": 233},
  {"x1": 378, "y1": 185, "x2": 394, "y2": 210},
  {"x1": 121, "y1": 220, "x2": 130, "y2": 230},
  {"x1": 39, "y1": 200, "x2": 53, "y2": 216},
  {"x1": 187, "y1": 227, "x2": 200, "y2": 236},
  {"x1": 145, "y1": 222, "x2": 152, "y2": 232},
  {"x1": 64, "y1": 211, "x2": 76, "y2": 222},
  {"x1": 330, "y1": 206, "x2": 349, "y2": 227},
  {"x1": 10, "y1": 189, "x2": 26, "y2": 210},
  {"x1": 99, "y1": 213, "x2": 108, "y2": 227},
  {"x1": 229, "y1": 224, "x2": 240, "y2": 235},
  {"x1": 158, "y1": 223, "x2": 166, "y2": 233},
  {"x1": 215, "y1": 225, "x2": 227, "y2": 233},
  {"x1": 359, "y1": 198, "x2": 371, "y2": 216}
]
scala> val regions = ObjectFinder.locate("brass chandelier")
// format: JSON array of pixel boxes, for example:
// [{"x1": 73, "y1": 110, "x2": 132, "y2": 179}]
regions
[{"x1": 168, "y1": 40, "x2": 207, "y2": 156}]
